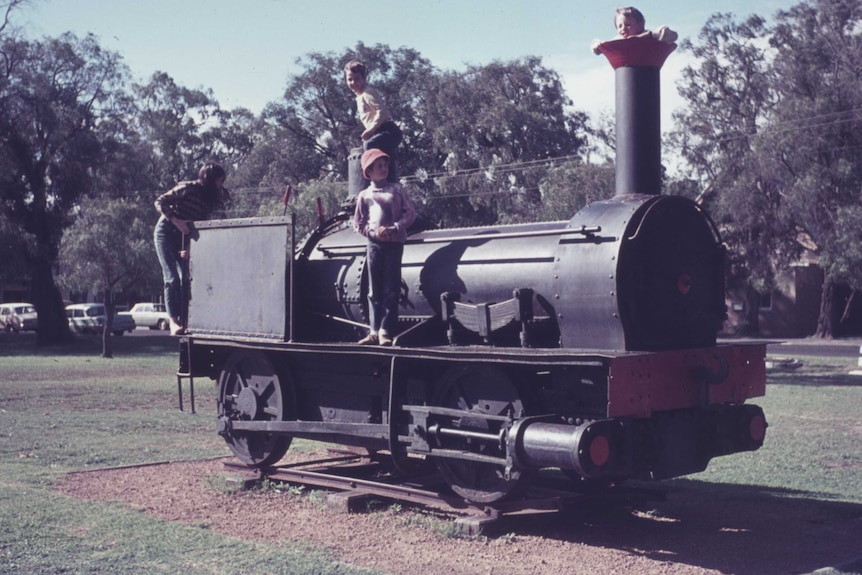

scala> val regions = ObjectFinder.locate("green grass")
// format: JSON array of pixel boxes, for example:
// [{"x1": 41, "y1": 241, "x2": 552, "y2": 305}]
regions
[
  {"x1": 0, "y1": 332, "x2": 378, "y2": 575},
  {"x1": 0, "y1": 487, "x2": 365, "y2": 575},
  {"x1": 688, "y1": 354, "x2": 862, "y2": 503},
  {"x1": 1, "y1": 333, "x2": 861, "y2": 573}
]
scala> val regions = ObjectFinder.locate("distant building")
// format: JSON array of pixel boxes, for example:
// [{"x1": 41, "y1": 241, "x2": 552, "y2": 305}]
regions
[
  {"x1": 1, "y1": 283, "x2": 29, "y2": 303},
  {"x1": 724, "y1": 264, "x2": 823, "y2": 337}
]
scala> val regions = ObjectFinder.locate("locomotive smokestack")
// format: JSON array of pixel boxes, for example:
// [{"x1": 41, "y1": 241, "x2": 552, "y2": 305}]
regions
[{"x1": 595, "y1": 37, "x2": 676, "y2": 196}]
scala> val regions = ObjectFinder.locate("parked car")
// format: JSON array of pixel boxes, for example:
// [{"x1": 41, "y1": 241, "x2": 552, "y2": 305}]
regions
[
  {"x1": 0, "y1": 302, "x2": 38, "y2": 333},
  {"x1": 65, "y1": 303, "x2": 136, "y2": 336},
  {"x1": 129, "y1": 302, "x2": 170, "y2": 330}
]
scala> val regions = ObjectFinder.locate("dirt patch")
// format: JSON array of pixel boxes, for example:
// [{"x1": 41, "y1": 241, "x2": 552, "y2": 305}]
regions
[{"x1": 55, "y1": 451, "x2": 862, "y2": 575}]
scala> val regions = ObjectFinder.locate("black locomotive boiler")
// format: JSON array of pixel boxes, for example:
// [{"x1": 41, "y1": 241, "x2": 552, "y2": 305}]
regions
[{"x1": 179, "y1": 37, "x2": 767, "y2": 504}]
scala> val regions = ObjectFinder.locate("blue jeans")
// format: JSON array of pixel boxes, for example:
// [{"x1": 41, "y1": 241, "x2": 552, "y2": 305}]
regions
[
  {"x1": 367, "y1": 240, "x2": 404, "y2": 335},
  {"x1": 154, "y1": 216, "x2": 186, "y2": 323}
]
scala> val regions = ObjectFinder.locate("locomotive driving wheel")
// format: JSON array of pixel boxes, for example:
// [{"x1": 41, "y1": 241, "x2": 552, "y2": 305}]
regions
[
  {"x1": 431, "y1": 365, "x2": 530, "y2": 504},
  {"x1": 217, "y1": 350, "x2": 292, "y2": 467}
]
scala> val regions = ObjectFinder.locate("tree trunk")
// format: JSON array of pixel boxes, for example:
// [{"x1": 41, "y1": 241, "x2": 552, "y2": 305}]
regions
[
  {"x1": 814, "y1": 275, "x2": 835, "y2": 339},
  {"x1": 32, "y1": 256, "x2": 73, "y2": 346},
  {"x1": 744, "y1": 285, "x2": 760, "y2": 336},
  {"x1": 839, "y1": 289, "x2": 856, "y2": 325},
  {"x1": 101, "y1": 291, "x2": 114, "y2": 359}
]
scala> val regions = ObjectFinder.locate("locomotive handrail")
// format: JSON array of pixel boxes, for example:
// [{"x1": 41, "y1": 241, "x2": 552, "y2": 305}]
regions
[
  {"x1": 309, "y1": 311, "x2": 369, "y2": 329},
  {"x1": 314, "y1": 225, "x2": 603, "y2": 254},
  {"x1": 404, "y1": 404, "x2": 514, "y2": 423},
  {"x1": 289, "y1": 212, "x2": 296, "y2": 342},
  {"x1": 626, "y1": 196, "x2": 722, "y2": 244}
]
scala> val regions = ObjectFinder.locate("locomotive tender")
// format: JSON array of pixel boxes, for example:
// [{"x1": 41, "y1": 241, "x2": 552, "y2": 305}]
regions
[{"x1": 180, "y1": 37, "x2": 766, "y2": 504}]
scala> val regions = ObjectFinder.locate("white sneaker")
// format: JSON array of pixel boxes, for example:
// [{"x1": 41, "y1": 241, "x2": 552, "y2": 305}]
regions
[
  {"x1": 169, "y1": 318, "x2": 185, "y2": 336},
  {"x1": 357, "y1": 333, "x2": 378, "y2": 345}
]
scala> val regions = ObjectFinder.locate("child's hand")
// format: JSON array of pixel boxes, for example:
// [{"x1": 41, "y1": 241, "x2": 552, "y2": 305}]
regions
[{"x1": 376, "y1": 227, "x2": 391, "y2": 241}]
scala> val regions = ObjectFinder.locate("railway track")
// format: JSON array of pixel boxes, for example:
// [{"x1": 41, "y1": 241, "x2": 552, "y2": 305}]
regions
[{"x1": 222, "y1": 450, "x2": 665, "y2": 534}]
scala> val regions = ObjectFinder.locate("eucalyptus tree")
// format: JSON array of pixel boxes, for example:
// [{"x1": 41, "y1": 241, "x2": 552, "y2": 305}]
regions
[
  {"x1": 263, "y1": 42, "x2": 437, "y2": 184},
  {"x1": 0, "y1": 31, "x2": 131, "y2": 344},
  {"x1": 58, "y1": 196, "x2": 155, "y2": 357},
  {"x1": 670, "y1": 13, "x2": 788, "y2": 333},
  {"x1": 672, "y1": 1, "x2": 862, "y2": 337},
  {"x1": 131, "y1": 71, "x2": 225, "y2": 190},
  {"x1": 421, "y1": 57, "x2": 586, "y2": 227},
  {"x1": 765, "y1": 0, "x2": 862, "y2": 337},
  {"x1": 536, "y1": 160, "x2": 615, "y2": 223}
]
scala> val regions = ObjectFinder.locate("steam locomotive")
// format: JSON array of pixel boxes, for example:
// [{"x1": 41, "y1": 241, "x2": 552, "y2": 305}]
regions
[{"x1": 179, "y1": 37, "x2": 766, "y2": 504}]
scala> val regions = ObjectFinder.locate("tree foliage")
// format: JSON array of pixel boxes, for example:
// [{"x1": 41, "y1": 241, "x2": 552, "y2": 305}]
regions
[
  {"x1": 236, "y1": 45, "x2": 590, "y2": 232},
  {"x1": 536, "y1": 160, "x2": 615, "y2": 222},
  {"x1": 131, "y1": 71, "x2": 224, "y2": 189},
  {"x1": 0, "y1": 30, "x2": 130, "y2": 343},
  {"x1": 670, "y1": 13, "x2": 790, "y2": 297},
  {"x1": 58, "y1": 196, "x2": 156, "y2": 357},
  {"x1": 419, "y1": 57, "x2": 587, "y2": 226},
  {"x1": 767, "y1": 0, "x2": 862, "y2": 336},
  {"x1": 671, "y1": 0, "x2": 862, "y2": 337}
]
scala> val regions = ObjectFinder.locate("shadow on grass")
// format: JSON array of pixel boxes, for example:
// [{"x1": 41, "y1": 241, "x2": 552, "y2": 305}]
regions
[
  {"x1": 500, "y1": 479, "x2": 862, "y2": 575},
  {"x1": 0, "y1": 330, "x2": 177, "y2": 358}
]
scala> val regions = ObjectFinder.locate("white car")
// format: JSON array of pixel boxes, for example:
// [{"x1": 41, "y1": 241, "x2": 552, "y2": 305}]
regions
[
  {"x1": 66, "y1": 303, "x2": 136, "y2": 336},
  {"x1": 0, "y1": 302, "x2": 38, "y2": 332},
  {"x1": 129, "y1": 302, "x2": 171, "y2": 330}
]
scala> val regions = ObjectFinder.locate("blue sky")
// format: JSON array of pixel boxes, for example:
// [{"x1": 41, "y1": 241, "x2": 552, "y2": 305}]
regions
[{"x1": 23, "y1": 0, "x2": 792, "y2": 132}]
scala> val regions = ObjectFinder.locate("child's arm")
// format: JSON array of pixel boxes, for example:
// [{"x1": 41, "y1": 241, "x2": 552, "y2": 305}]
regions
[
  {"x1": 394, "y1": 187, "x2": 416, "y2": 232},
  {"x1": 353, "y1": 194, "x2": 371, "y2": 237}
]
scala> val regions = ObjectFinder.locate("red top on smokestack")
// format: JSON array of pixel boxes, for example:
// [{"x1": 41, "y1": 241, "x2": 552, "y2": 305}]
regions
[
  {"x1": 594, "y1": 35, "x2": 677, "y2": 196},
  {"x1": 595, "y1": 36, "x2": 676, "y2": 69}
]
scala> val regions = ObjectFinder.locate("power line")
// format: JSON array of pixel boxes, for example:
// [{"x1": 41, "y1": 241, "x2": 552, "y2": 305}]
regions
[{"x1": 691, "y1": 106, "x2": 862, "y2": 146}]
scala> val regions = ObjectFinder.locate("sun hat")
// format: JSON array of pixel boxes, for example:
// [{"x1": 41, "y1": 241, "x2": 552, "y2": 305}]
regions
[{"x1": 361, "y1": 148, "x2": 390, "y2": 180}]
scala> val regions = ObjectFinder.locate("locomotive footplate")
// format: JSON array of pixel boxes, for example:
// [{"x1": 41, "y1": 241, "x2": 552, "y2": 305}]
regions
[{"x1": 222, "y1": 450, "x2": 665, "y2": 535}]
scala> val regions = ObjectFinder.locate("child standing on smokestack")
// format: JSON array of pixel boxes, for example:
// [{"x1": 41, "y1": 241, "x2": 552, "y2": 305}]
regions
[{"x1": 592, "y1": 7, "x2": 678, "y2": 54}]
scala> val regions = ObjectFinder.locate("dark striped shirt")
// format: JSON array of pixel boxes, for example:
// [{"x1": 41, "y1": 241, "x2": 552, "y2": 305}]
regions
[{"x1": 154, "y1": 181, "x2": 227, "y2": 221}]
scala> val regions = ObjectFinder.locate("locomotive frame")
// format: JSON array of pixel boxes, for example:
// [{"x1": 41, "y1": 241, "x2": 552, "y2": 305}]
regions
[{"x1": 180, "y1": 202, "x2": 766, "y2": 504}]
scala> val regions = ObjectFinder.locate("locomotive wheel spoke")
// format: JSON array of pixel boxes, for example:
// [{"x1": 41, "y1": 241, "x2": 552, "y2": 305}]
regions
[
  {"x1": 217, "y1": 350, "x2": 293, "y2": 467},
  {"x1": 258, "y1": 380, "x2": 276, "y2": 403},
  {"x1": 432, "y1": 365, "x2": 530, "y2": 504}
]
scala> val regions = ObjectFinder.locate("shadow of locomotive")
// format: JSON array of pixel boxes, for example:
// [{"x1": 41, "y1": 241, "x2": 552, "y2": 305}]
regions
[{"x1": 500, "y1": 479, "x2": 862, "y2": 575}]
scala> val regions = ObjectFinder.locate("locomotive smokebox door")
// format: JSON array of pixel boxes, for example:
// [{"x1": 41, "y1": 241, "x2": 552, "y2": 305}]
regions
[
  {"x1": 189, "y1": 217, "x2": 292, "y2": 339},
  {"x1": 559, "y1": 195, "x2": 725, "y2": 352}
]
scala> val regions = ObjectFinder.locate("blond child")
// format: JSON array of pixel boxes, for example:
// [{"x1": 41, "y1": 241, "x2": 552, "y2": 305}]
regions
[
  {"x1": 592, "y1": 7, "x2": 678, "y2": 54},
  {"x1": 344, "y1": 60, "x2": 402, "y2": 180}
]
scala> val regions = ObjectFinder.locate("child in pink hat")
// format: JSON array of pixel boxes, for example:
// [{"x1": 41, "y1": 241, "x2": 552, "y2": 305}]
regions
[{"x1": 353, "y1": 149, "x2": 416, "y2": 345}]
